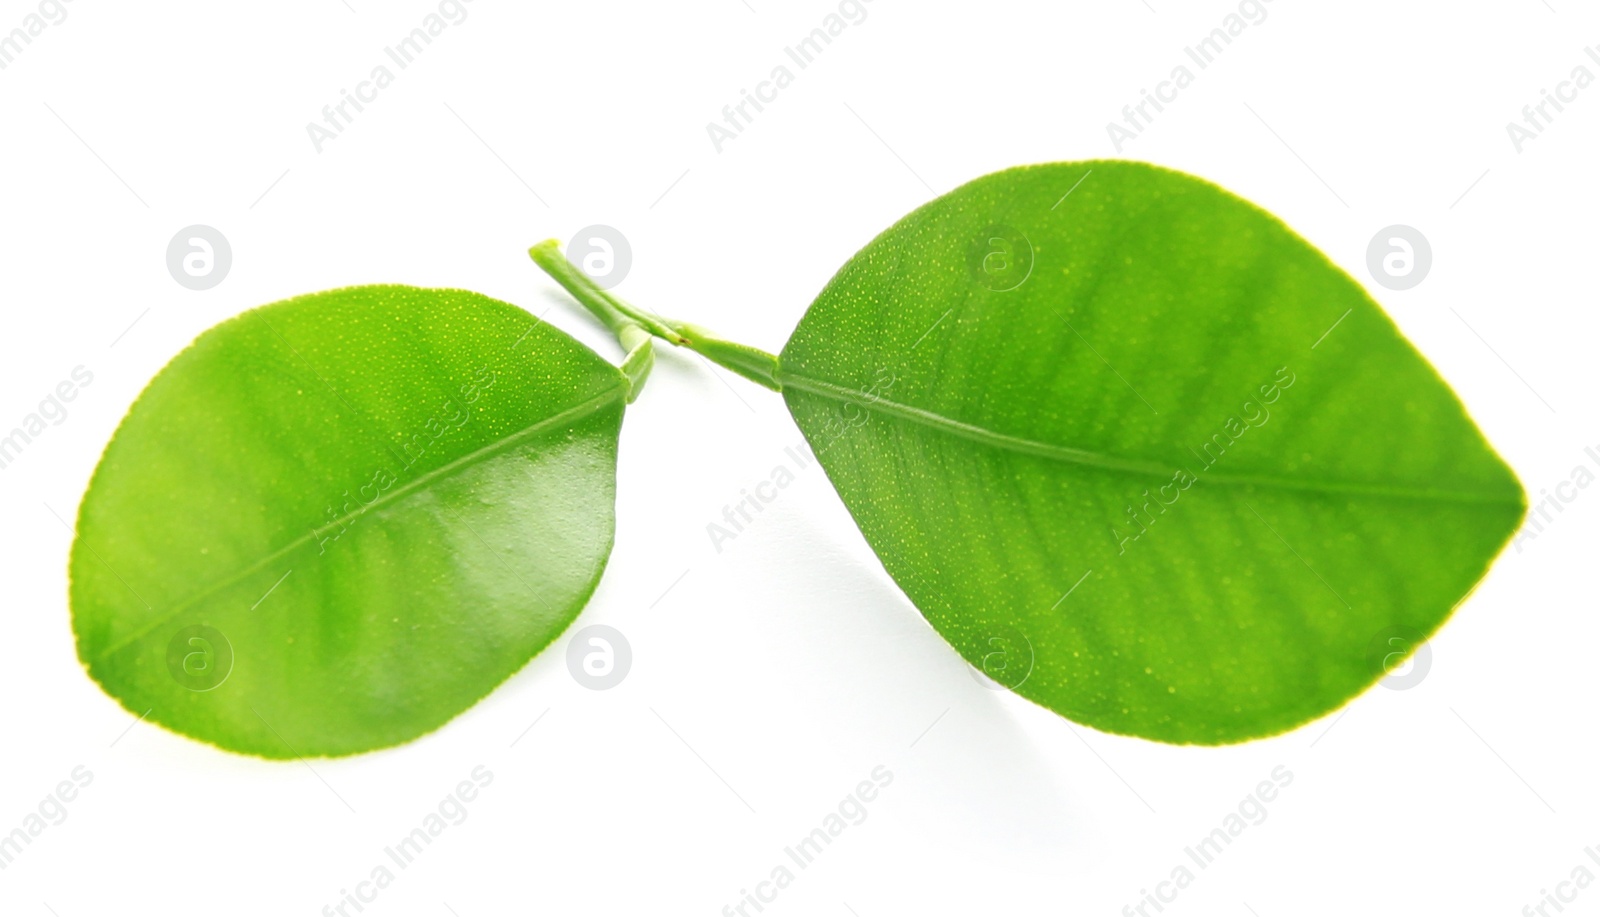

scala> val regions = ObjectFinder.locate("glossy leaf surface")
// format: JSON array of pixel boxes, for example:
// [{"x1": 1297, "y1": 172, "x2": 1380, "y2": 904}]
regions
[
  {"x1": 71, "y1": 286, "x2": 625, "y2": 758},
  {"x1": 779, "y1": 161, "x2": 1525, "y2": 744}
]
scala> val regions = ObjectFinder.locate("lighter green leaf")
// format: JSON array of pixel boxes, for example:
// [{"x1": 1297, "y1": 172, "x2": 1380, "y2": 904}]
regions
[
  {"x1": 71, "y1": 286, "x2": 625, "y2": 758},
  {"x1": 779, "y1": 160, "x2": 1525, "y2": 744}
]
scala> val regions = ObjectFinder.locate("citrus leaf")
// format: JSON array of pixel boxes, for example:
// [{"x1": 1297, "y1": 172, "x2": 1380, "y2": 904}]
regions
[
  {"x1": 778, "y1": 160, "x2": 1525, "y2": 744},
  {"x1": 71, "y1": 286, "x2": 626, "y2": 758}
]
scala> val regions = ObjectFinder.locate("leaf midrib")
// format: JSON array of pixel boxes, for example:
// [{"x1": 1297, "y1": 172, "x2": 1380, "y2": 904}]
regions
[
  {"x1": 778, "y1": 373, "x2": 1521, "y2": 507},
  {"x1": 91, "y1": 387, "x2": 626, "y2": 663}
]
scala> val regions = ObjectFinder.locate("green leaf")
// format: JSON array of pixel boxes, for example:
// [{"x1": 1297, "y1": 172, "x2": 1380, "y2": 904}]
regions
[
  {"x1": 71, "y1": 285, "x2": 626, "y2": 758},
  {"x1": 778, "y1": 160, "x2": 1525, "y2": 744}
]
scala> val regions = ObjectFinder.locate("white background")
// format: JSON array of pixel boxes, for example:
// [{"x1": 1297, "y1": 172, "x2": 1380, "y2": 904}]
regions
[{"x1": 1, "y1": 1, "x2": 1596, "y2": 915}]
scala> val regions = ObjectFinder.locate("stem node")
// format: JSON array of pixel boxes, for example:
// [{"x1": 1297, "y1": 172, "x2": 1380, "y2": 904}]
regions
[{"x1": 528, "y1": 240, "x2": 781, "y2": 393}]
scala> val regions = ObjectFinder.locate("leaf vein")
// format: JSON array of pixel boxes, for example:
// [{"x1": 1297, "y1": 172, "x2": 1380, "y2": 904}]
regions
[
  {"x1": 92, "y1": 387, "x2": 625, "y2": 663},
  {"x1": 778, "y1": 373, "x2": 1520, "y2": 507}
]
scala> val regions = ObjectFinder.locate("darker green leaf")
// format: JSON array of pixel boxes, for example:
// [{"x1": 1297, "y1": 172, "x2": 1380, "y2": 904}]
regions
[{"x1": 778, "y1": 160, "x2": 1525, "y2": 744}]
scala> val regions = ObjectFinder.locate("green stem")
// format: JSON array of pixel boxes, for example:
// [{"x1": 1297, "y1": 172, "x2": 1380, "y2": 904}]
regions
[
  {"x1": 528, "y1": 240, "x2": 658, "y2": 401},
  {"x1": 528, "y1": 240, "x2": 781, "y2": 392}
]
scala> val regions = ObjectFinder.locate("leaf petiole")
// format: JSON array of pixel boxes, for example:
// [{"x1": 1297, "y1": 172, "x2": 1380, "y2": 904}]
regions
[
  {"x1": 527, "y1": 240, "x2": 658, "y2": 401},
  {"x1": 528, "y1": 240, "x2": 781, "y2": 392}
]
